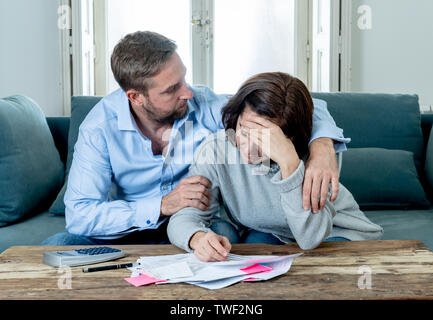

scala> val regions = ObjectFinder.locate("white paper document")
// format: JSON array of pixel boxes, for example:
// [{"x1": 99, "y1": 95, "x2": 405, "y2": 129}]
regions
[
  {"x1": 127, "y1": 252, "x2": 303, "y2": 290},
  {"x1": 148, "y1": 261, "x2": 194, "y2": 279}
]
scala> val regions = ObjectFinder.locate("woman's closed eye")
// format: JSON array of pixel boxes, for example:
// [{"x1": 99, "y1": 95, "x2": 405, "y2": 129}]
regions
[{"x1": 239, "y1": 123, "x2": 248, "y2": 137}]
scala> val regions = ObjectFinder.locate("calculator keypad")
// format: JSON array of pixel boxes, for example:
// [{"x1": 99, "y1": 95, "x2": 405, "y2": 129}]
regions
[{"x1": 74, "y1": 247, "x2": 121, "y2": 255}]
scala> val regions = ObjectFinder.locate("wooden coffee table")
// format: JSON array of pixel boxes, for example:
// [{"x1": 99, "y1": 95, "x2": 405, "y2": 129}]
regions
[{"x1": 1, "y1": 240, "x2": 433, "y2": 300}]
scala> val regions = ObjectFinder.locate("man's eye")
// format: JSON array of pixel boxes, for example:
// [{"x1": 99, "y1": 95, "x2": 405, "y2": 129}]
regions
[
  {"x1": 168, "y1": 84, "x2": 181, "y2": 94},
  {"x1": 164, "y1": 87, "x2": 175, "y2": 94}
]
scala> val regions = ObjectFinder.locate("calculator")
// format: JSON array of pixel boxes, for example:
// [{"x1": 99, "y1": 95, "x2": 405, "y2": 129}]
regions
[{"x1": 43, "y1": 246, "x2": 126, "y2": 267}]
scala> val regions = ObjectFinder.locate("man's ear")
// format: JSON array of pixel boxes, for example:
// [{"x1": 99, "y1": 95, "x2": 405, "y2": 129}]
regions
[{"x1": 126, "y1": 89, "x2": 147, "y2": 107}]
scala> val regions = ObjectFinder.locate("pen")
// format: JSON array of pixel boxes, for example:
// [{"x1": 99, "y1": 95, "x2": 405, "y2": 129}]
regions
[{"x1": 82, "y1": 263, "x2": 133, "y2": 273}]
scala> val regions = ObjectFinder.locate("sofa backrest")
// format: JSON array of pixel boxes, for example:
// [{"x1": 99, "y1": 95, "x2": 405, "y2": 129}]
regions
[
  {"x1": 311, "y1": 92, "x2": 425, "y2": 171},
  {"x1": 46, "y1": 117, "x2": 69, "y2": 165},
  {"x1": 421, "y1": 113, "x2": 433, "y2": 149},
  {"x1": 47, "y1": 93, "x2": 433, "y2": 169}
]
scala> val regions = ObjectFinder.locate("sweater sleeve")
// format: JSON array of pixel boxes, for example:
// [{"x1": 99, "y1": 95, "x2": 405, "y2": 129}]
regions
[
  {"x1": 167, "y1": 136, "x2": 221, "y2": 252},
  {"x1": 270, "y1": 160, "x2": 336, "y2": 250}
]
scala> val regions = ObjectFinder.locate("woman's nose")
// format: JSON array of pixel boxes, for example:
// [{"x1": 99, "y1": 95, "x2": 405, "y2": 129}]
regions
[{"x1": 248, "y1": 139, "x2": 260, "y2": 156}]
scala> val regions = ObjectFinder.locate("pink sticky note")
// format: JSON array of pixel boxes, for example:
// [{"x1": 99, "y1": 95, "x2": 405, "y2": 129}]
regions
[
  {"x1": 124, "y1": 273, "x2": 167, "y2": 287},
  {"x1": 240, "y1": 264, "x2": 273, "y2": 275},
  {"x1": 243, "y1": 277, "x2": 258, "y2": 282}
]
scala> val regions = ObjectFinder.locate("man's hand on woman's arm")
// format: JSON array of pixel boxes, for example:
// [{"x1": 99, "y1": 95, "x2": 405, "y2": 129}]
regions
[
  {"x1": 160, "y1": 175, "x2": 212, "y2": 217},
  {"x1": 303, "y1": 137, "x2": 339, "y2": 214}
]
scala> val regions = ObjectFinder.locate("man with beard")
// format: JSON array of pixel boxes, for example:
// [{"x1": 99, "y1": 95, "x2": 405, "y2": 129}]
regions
[{"x1": 42, "y1": 31, "x2": 350, "y2": 246}]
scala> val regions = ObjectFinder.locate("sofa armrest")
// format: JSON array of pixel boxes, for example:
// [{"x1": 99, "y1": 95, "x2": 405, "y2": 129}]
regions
[{"x1": 46, "y1": 117, "x2": 70, "y2": 165}]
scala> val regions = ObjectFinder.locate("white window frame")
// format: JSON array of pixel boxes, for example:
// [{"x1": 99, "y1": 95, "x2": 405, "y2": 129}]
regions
[
  {"x1": 93, "y1": 0, "x2": 308, "y2": 93},
  {"x1": 191, "y1": 0, "x2": 214, "y2": 88},
  {"x1": 58, "y1": 0, "x2": 72, "y2": 116},
  {"x1": 71, "y1": 0, "x2": 95, "y2": 96},
  {"x1": 192, "y1": 0, "x2": 308, "y2": 90},
  {"x1": 93, "y1": 0, "x2": 109, "y2": 96},
  {"x1": 329, "y1": 0, "x2": 340, "y2": 92},
  {"x1": 83, "y1": 0, "x2": 352, "y2": 97},
  {"x1": 295, "y1": 0, "x2": 312, "y2": 88},
  {"x1": 339, "y1": 0, "x2": 352, "y2": 92},
  {"x1": 308, "y1": 0, "x2": 352, "y2": 92}
]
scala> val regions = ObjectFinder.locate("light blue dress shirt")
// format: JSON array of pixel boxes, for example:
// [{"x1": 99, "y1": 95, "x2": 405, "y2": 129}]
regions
[{"x1": 64, "y1": 85, "x2": 351, "y2": 239}]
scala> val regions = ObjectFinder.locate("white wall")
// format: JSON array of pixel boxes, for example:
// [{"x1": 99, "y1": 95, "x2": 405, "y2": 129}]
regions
[
  {"x1": 0, "y1": 0, "x2": 64, "y2": 116},
  {"x1": 351, "y1": 0, "x2": 433, "y2": 109}
]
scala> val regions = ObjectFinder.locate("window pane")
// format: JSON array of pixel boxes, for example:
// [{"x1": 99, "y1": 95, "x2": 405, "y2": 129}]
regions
[
  {"x1": 312, "y1": 0, "x2": 331, "y2": 92},
  {"x1": 213, "y1": 0, "x2": 295, "y2": 94},
  {"x1": 106, "y1": 0, "x2": 191, "y2": 93}
]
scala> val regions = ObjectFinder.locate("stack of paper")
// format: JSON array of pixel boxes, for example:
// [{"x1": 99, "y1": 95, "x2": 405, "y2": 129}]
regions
[{"x1": 124, "y1": 252, "x2": 302, "y2": 290}]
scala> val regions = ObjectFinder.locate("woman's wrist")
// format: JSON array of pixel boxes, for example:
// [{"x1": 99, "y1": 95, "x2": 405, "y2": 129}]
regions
[
  {"x1": 278, "y1": 157, "x2": 301, "y2": 180},
  {"x1": 189, "y1": 231, "x2": 206, "y2": 250}
]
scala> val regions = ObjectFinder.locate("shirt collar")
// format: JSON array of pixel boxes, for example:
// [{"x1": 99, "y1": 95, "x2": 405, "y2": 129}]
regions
[{"x1": 116, "y1": 89, "x2": 136, "y2": 131}]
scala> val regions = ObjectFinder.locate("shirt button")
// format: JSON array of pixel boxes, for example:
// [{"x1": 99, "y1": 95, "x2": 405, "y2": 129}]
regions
[
  {"x1": 163, "y1": 185, "x2": 168, "y2": 190},
  {"x1": 146, "y1": 220, "x2": 151, "y2": 224}
]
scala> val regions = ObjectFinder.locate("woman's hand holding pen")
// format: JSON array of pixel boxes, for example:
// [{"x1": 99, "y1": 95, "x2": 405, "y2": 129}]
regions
[{"x1": 189, "y1": 231, "x2": 232, "y2": 262}]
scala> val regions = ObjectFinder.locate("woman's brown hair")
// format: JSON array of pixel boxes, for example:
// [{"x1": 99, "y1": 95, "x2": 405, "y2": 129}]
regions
[{"x1": 221, "y1": 72, "x2": 314, "y2": 158}]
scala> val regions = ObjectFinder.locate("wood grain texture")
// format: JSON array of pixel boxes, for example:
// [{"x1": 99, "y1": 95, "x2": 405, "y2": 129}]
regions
[{"x1": 1, "y1": 240, "x2": 433, "y2": 300}]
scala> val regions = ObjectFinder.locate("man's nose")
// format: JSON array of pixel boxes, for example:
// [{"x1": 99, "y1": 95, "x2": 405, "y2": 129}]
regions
[{"x1": 180, "y1": 84, "x2": 194, "y2": 100}]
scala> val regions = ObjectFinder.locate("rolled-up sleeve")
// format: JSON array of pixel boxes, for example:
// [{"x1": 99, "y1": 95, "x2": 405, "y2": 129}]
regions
[{"x1": 310, "y1": 99, "x2": 351, "y2": 153}]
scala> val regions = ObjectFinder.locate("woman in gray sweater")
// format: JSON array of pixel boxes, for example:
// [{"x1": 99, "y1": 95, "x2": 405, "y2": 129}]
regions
[{"x1": 167, "y1": 72, "x2": 383, "y2": 262}]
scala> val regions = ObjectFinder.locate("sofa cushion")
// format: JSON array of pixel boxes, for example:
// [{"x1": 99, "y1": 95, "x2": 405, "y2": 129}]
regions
[
  {"x1": 311, "y1": 93, "x2": 424, "y2": 172},
  {"x1": 49, "y1": 183, "x2": 67, "y2": 214},
  {"x1": 0, "y1": 95, "x2": 64, "y2": 226},
  {"x1": 49, "y1": 96, "x2": 102, "y2": 215},
  {"x1": 364, "y1": 209, "x2": 433, "y2": 251},
  {"x1": 340, "y1": 147, "x2": 430, "y2": 209},
  {"x1": 0, "y1": 210, "x2": 66, "y2": 253}
]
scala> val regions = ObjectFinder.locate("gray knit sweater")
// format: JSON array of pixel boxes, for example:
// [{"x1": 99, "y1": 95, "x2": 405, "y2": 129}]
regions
[{"x1": 167, "y1": 130, "x2": 384, "y2": 252}]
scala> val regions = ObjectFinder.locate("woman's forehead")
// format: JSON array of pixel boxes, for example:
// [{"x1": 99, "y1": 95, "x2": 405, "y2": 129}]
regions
[{"x1": 239, "y1": 104, "x2": 257, "y2": 120}]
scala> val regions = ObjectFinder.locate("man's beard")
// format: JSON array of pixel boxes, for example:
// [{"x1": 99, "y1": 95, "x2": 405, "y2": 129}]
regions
[{"x1": 143, "y1": 99, "x2": 188, "y2": 125}]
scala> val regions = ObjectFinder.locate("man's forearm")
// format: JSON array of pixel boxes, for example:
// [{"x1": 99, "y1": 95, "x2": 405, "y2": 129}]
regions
[
  {"x1": 309, "y1": 137, "x2": 335, "y2": 152},
  {"x1": 309, "y1": 99, "x2": 350, "y2": 153},
  {"x1": 303, "y1": 137, "x2": 340, "y2": 212},
  {"x1": 308, "y1": 137, "x2": 336, "y2": 161}
]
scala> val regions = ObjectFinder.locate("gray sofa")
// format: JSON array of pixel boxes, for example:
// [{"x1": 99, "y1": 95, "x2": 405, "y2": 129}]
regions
[{"x1": 1, "y1": 93, "x2": 432, "y2": 253}]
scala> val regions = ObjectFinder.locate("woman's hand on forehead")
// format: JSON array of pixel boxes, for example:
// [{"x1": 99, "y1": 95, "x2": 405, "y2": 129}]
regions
[{"x1": 240, "y1": 114, "x2": 276, "y2": 131}]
